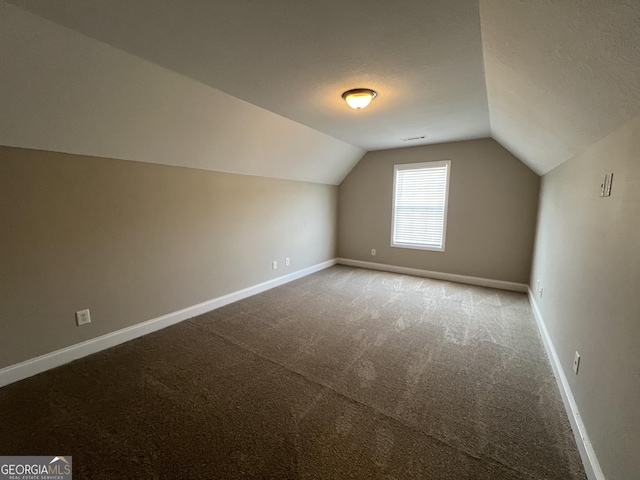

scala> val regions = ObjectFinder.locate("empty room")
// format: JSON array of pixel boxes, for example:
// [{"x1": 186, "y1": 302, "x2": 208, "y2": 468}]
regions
[{"x1": 0, "y1": 1, "x2": 638, "y2": 479}]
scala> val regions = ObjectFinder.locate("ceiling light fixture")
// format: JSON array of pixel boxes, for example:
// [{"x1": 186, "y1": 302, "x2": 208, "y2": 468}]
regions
[{"x1": 342, "y1": 88, "x2": 377, "y2": 110}]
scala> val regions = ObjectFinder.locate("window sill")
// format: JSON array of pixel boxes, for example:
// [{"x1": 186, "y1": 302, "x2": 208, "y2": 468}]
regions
[{"x1": 390, "y1": 243, "x2": 446, "y2": 252}]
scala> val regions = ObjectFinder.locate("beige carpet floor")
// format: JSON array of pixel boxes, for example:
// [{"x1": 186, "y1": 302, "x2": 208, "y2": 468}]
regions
[{"x1": 0, "y1": 266, "x2": 586, "y2": 479}]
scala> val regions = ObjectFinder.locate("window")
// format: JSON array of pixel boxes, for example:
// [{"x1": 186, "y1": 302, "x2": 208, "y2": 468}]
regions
[{"x1": 391, "y1": 160, "x2": 451, "y2": 251}]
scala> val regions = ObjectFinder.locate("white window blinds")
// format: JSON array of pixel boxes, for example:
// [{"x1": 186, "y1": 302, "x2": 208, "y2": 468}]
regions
[{"x1": 391, "y1": 160, "x2": 451, "y2": 251}]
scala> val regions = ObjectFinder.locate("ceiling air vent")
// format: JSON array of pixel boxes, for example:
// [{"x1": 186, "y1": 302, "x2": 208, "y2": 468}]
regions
[{"x1": 402, "y1": 135, "x2": 427, "y2": 142}]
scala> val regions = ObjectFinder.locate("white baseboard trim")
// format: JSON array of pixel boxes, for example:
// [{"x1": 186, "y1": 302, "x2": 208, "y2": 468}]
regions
[
  {"x1": 528, "y1": 289, "x2": 605, "y2": 480},
  {"x1": 336, "y1": 258, "x2": 528, "y2": 292},
  {"x1": 0, "y1": 259, "x2": 336, "y2": 389}
]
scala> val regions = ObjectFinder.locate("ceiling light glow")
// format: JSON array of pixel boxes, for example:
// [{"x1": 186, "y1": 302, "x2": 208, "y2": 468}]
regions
[{"x1": 342, "y1": 88, "x2": 377, "y2": 110}]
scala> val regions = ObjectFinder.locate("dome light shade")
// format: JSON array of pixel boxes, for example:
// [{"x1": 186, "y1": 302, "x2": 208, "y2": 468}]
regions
[{"x1": 342, "y1": 88, "x2": 377, "y2": 109}]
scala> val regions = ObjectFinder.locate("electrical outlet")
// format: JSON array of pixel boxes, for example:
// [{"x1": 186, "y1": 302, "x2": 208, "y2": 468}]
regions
[
  {"x1": 76, "y1": 309, "x2": 91, "y2": 326},
  {"x1": 371, "y1": 249, "x2": 376, "y2": 256},
  {"x1": 272, "y1": 261, "x2": 277, "y2": 270},
  {"x1": 573, "y1": 351, "x2": 580, "y2": 375},
  {"x1": 285, "y1": 257, "x2": 290, "y2": 266}
]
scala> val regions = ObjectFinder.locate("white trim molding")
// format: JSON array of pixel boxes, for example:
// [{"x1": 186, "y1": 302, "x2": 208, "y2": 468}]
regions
[
  {"x1": 0, "y1": 259, "x2": 336, "y2": 388},
  {"x1": 337, "y1": 258, "x2": 528, "y2": 292},
  {"x1": 528, "y1": 289, "x2": 605, "y2": 480}
]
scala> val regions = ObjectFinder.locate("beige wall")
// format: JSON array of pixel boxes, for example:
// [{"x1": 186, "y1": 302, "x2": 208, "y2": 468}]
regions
[
  {"x1": 0, "y1": 146, "x2": 338, "y2": 368},
  {"x1": 338, "y1": 138, "x2": 540, "y2": 284},
  {"x1": 530, "y1": 114, "x2": 640, "y2": 480}
]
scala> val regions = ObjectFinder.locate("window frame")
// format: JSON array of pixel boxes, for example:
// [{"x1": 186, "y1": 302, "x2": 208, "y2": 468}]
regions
[{"x1": 390, "y1": 160, "x2": 451, "y2": 252}]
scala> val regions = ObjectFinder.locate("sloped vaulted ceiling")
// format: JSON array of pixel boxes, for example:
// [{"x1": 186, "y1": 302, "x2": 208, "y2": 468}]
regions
[
  {"x1": 2, "y1": 0, "x2": 491, "y2": 152},
  {"x1": 480, "y1": 0, "x2": 640, "y2": 174},
  {"x1": 2, "y1": 0, "x2": 639, "y2": 179},
  {"x1": 0, "y1": 2, "x2": 365, "y2": 185}
]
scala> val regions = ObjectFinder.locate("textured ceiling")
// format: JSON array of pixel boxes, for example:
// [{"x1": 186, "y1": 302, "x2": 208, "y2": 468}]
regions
[
  {"x1": 5, "y1": 0, "x2": 491, "y2": 151},
  {"x1": 480, "y1": 0, "x2": 640, "y2": 174},
  {"x1": 0, "y1": 2, "x2": 364, "y2": 185},
  {"x1": 3, "y1": 0, "x2": 639, "y2": 176}
]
